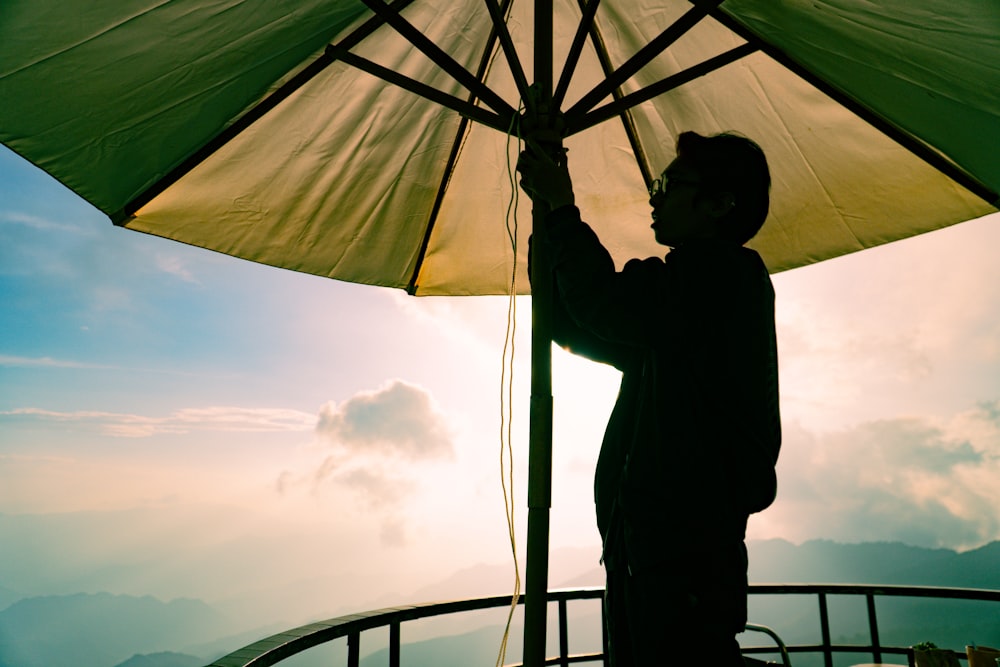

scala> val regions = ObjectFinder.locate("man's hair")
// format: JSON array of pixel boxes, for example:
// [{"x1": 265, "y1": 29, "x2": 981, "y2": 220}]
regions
[{"x1": 676, "y1": 131, "x2": 771, "y2": 245}]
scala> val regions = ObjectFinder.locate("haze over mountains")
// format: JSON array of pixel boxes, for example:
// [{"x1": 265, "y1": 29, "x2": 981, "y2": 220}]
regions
[{"x1": 1, "y1": 539, "x2": 998, "y2": 667}]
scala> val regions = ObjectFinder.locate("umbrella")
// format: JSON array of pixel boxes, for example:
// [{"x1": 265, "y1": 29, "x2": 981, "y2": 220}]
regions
[{"x1": 2, "y1": 1, "x2": 998, "y2": 664}]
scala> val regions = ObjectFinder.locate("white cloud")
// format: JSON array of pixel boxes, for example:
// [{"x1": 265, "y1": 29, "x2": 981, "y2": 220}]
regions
[
  {"x1": 316, "y1": 380, "x2": 454, "y2": 460},
  {"x1": 0, "y1": 355, "x2": 112, "y2": 369},
  {"x1": 379, "y1": 515, "x2": 409, "y2": 548},
  {"x1": 754, "y1": 403, "x2": 1000, "y2": 550},
  {"x1": 773, "y1": 212, "x2": 1000, "y2": 429},
  {"x1": 974, "y1": 399, "x2": 1000, "y2": 428},
  {"x1": 155, "y1": 254, "x2": 199, "y2": 283},
  {"x1": 1, "y1": 211, "x2": 89, "y2": 234},
  {"x1": 335, "y1": 467, "x2": 416, "y2": 510},
  {"x1": 276, "y1": 381, "x2": 457, "y2": 544},
  {"x1": 752, "y1": 214, "x2": 1000, "y2": 549},
  {"x1": 1, "y1": 406, "x2": 316, "y2": 437}
]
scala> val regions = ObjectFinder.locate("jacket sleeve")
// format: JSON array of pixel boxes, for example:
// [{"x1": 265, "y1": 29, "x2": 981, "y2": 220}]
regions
[
  {"x1": 528, "y1": 225, "x2": 637, "y2": 370},
  {"x1": 551, "y1": 276, "x2": 638, "y2": 369},
  {"x1": 543, "y1": 205, "x2": 674, "y2": 349}
]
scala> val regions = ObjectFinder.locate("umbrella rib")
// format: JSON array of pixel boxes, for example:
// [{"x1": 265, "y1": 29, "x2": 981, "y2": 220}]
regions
[
  {"x1": 407, "y1": 0, "x2": 517, "y2": 294},
  {"x1": 564, "y1": 0, "x2": 723, "y2": 119},
  {"x1": 333, "y1": 48, "x2": 508, "y2": 132},
  {"x1": 358, "y1": 0, "x2": 516, "y2": 119},
  {"x1": 113, "y1": 0, "x2": 419, "y2": 223},
  {"x1": 706, "y1": 7, "x2": 998, "y2": 206},
  {"x1": 570, "y1": 43, "x2": 759, "y2": 134},
  {"x1": 570, "y1": 0, "x2": 654, "y2": 187},
  {"x1": 483, "y1": 0, "x2": 531, "y2": 104},
  {"x1": 337, "y1": 0, "x2": 420, "y2": 52},
  {"x1": 552, "y1": 0, "x2": 602, "y2": 109}
]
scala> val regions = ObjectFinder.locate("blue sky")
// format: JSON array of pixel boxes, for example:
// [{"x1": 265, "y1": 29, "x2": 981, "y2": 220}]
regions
[{"x1": 2, "y1": 143, "x2": 999, "y2": 626}]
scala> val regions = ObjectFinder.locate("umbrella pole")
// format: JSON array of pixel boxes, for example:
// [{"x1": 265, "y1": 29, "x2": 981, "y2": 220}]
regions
[
  {"x1": 524, "y1": 203, "x2": 553, "y2": 667},
  {"x1": 523, "y1": 2, "x2": 554, "y2": 666}
]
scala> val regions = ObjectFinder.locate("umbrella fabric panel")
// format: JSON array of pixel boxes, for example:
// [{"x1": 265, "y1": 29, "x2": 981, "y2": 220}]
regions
[
  {"x1": 0, "y1": 0, "x2": 371, "y2": 216},
  {"x1": 416, "y1": 117, "x2": 658, "y2": 295},
  {"x1": 421, "y1": 0, "x2": 994, "y2": 292},
  {"x1": 414, "y1": 0, "x2": 662, "y2": 295},
  {"x1": 593, "y1": 0, "x2": 994, "y2": 274},
  {"x1": 722, "y1": 0, "x2": 1000, "y2": 200},
  {"x1": 129, "y1": 0, "x2": 493, "y2": 290}
]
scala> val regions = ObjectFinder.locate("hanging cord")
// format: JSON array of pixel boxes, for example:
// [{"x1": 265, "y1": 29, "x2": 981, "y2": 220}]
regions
[{"x1": 496, "y1": 104, "x2": 523, "y2": 667}]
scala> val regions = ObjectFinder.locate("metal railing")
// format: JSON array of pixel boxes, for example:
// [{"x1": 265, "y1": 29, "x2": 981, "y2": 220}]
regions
[
  {"x1": 745, "y1": 584, "x2": 1000, "y2": 667},
  {"x1": 206, "y1": 584, "x2": 1000, "y2": 667}
]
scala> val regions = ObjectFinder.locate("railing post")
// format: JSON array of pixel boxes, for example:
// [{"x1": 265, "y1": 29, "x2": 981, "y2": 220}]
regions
[
  {"x1": 865, "y1": 593, "x2": 882, "y2": 663},
  {"x1": 558, "y1": 598, "x2": 569, "y2": 667},
  {"x1": 601, "y1": 594, "x2": 610, "y2": 667},
  {"x1": 390, "y1": 621, "x2": 401, "y2": 667},
  {"x1": 347, "y1": 630, "x2": 360, "y2": 667},
  {"x1": 818, "y1": 593, "x2": 833, "y2": 667}
]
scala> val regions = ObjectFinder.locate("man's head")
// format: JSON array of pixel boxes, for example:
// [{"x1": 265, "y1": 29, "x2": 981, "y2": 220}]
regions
[{"x1": 649, "y1": 131, "x2": 770, "y2": 248}]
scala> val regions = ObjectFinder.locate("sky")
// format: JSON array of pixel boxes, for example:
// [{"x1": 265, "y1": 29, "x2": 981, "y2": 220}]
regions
[{"x1": 2, "y1": 142, "x2": 1000, "y2": 628}]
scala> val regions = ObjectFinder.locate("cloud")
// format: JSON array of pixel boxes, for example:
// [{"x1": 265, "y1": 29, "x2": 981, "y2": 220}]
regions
[
  {"x1": 0, "y1": 356, "x2": 243, "y2": 380},
  {"x1": 334, "y1": 468, "x2": 416, "y2": 510},
  {"x1": 1, "y1": 211, "x2": 88, "y2": 234},
  {"x1": 836, "y1": 419, "x2": 982, "y2": 473},
  {"x1": 1, "y1": 406, "x2": 316, "y2": 438},
  {"x1": 754, "y1": 405, "x2": 1000, "y2": 549},
  {"x1": 316, "y1": 380, "x2": 454, "y2": 460},
  {"x1": 772, "y1": 214, "x2": 1000, "y2": 428},
  {"x1": 155, "y1": 254, "x2": 199, "y2": 283},
  {"x1": 0, "y1": 355, "x2": 113, "y2": 369},
  {"x1": 977, "y1": 399, "x2": 1000, "y2": 427},
  {"x1": 379, "y1": 516, "x2": 409, "y2": 548},
  {"x1": 276, "y1": 382, "x2": 455, "y2": 545}
]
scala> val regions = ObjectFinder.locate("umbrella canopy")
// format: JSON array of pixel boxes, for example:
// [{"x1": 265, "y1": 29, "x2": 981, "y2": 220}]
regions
[
  {"x1": 2, "y1": 0, "x2": 997, "y2": 296},
  {"x1": 3, "y1": 2, "x2": 999, "y2": 666}
]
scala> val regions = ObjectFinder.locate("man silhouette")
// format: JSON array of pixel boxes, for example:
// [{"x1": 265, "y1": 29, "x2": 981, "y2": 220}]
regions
[{"x1": 518, "y1": 131, "x2": 781, "y2": 666}]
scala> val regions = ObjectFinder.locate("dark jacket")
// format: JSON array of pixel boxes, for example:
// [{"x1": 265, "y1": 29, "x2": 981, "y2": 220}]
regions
[{"x1": 537, "y1": 205, "x2": 781, "y2": 577}]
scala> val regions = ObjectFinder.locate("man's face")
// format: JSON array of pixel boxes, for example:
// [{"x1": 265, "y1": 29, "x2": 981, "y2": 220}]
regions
[{"x1": 648, "y1": 157, "x2": 709, "y2": 248}]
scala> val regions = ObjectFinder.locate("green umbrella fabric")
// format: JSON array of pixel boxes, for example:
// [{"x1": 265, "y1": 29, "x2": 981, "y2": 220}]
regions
[{"x1": 2, "y1": 0, "x2": 996, "y2": 296}]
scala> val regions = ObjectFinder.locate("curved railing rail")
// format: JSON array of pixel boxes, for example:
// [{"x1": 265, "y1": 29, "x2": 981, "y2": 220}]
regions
[
  {"x1": 744, "y1": 584, "x2": 1000, "y2": 666},
  {"x1": 206, "y1": 584, "x2": 1000, "y2": 667}
]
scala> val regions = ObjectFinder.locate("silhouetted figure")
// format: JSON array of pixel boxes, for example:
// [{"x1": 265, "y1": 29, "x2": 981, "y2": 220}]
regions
[{"x1": 519, "y1": 131, "x2": 780, "y2": 667}]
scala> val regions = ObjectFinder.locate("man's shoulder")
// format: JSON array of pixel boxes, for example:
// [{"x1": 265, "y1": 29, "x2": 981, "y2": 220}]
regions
[
  {"x1": 669, "y1": 242, "x2": 767, "y2": 274},
  {"x1": 624, "y1": 255, "x2": 667, "y2": 271}
]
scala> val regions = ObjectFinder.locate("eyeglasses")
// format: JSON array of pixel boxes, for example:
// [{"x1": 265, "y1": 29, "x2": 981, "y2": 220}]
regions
[{"x1": 648, "y1": 174, "x2": 702, "y2": 197}]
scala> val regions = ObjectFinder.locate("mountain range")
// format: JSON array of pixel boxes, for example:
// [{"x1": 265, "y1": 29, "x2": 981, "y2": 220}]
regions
[{"x1": 0, "y1": 539, "x2": 997, "y2": 667}]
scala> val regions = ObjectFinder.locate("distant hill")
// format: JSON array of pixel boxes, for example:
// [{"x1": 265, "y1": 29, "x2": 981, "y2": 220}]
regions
[
  {"x1": 745, "y1": 539, "x2": 1000, "y2": 663},
  {"x1": 211, "y1": 540, "x2": 1000, "y2": 667},
  {"x1": 365, "y1": 540, "x2": 1000, "y2": 667},
  {"x1": 747, "y1": 538, "x2": 1000, "y2": 588},
  {"x1": 0, "y1": 541, "x2": 995, "y2": 667},
  {"x1": 558, "y1": 539, "x2": 1000, "y2": 591},
  {"x1": 112, "y1": 652, "x2": 203, "y2": 667},
  {"x1": 178, "y1": 620, "x2": 298, "y2": 664},
  {"x1": 0, "y1": 584, "x2": 22, "y2": 613},
  {"x1": 402, "y1": 546, "x2": 603, "y2": 604},
  {"x1": 0, "y1": 592, "x2": 231, "y2": 667}
]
